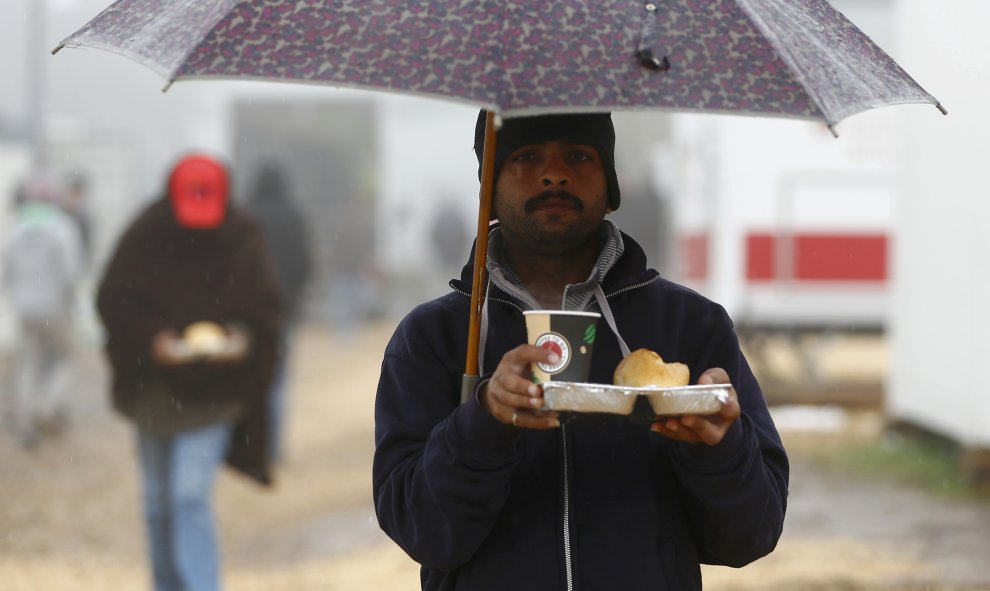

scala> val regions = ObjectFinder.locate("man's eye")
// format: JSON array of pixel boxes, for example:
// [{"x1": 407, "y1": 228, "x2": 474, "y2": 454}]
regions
[
  {"x1": 569, "y1": 151, "x2": 593, "y2": 162},
  {"x1": 511, "y1": 152, "x2": 535, "y2": 161}
]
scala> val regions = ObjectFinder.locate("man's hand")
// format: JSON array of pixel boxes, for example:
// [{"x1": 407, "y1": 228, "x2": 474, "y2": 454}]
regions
[
  {"x1": 150, "y1": 329, "x2": 187, "y2": 366},
  {"x1": 205, "y1": 322, "x2": 251, "y2": 364},
  {"x1": 650, "y1": 368, "x2": 740, "y2": 445},
  {"x1": 480, "y1": 344, "x2": 561, "y2": 430}
]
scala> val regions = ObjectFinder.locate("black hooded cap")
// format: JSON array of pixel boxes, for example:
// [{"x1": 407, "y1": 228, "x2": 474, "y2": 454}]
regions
[{"x1": 473, "y1": 110, "x2": 621, "y2": 211}]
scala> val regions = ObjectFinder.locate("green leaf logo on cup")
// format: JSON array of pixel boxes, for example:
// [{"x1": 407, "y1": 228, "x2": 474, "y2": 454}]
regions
[{"x1": 524, "y1": 311, "x2": 602, "y2": 383}]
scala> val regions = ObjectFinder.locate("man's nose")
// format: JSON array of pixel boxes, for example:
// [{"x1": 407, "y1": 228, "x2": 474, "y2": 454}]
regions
[{"x1": 540, "y1": 155, "x2": 570, "y2": 188}]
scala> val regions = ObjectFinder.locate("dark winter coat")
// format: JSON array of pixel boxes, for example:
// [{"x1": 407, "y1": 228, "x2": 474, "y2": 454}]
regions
[
  {"x1": 96, "y1": 197, "x2": 282, "y2": 485},
  {"x1": 373, "y1": 232, "x2": 788, "y2": 590}
]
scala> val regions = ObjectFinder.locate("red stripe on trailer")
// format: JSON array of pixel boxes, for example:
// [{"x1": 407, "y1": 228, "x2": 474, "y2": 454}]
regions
[
  {"x1": 795, "y1": 234, "x2": 887, "y2": 281},
  {"x1": 746, "y1": 233, "x2": 887, "y2": 282},
  {"x1": 679, "y1": 232, "x2": 709, "y2": 281},
  {"x1": 746, "y1": 234, "x2": 776, "y2": 280}
]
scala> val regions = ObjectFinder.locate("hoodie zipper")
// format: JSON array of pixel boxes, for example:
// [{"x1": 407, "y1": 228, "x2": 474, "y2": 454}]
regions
[{"x1": 561, "y1": 423, "x2": 574, "y2": 591}]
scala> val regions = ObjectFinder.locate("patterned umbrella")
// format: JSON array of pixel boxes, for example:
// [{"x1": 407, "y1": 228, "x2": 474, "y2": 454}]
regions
[
  {"x1": 54, "y1": 0, "x2": 943, "y2": 387},
  {"x1": 54, "y1": 0, "x2": 943, "y2": 127}
]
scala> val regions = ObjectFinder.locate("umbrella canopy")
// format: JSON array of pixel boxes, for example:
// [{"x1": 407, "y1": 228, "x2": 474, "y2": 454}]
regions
[
  {"x1": 54, "y1": 0, "x2": 943, "y2": 128},
  {"x1": 54, "y1": 0, "x2": 943, "y2": 390}
]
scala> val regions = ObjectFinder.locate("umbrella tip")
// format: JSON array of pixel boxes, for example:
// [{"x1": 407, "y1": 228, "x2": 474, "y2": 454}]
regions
[
  {"x1": 51, "y1": 43, "x2": 64, "y2": 56},
  {"x1": 826, "y1": 124, "x2": 839, "y2": 139},
  {"x1": 161, "y1": 80, "x2": 174, "y2": 93},
  {"x1": 935, "y1": 102, "x2": 948, "y2": 116}
]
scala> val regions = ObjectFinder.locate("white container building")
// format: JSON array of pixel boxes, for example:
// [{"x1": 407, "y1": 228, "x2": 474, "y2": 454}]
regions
[{"x1": 889, "y1": 0, "x2": 990, "y2": 473}]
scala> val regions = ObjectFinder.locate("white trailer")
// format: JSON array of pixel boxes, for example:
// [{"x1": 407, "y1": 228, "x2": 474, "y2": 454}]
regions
[
  {"x1": 665, "y1": 111, "x2": 898, "y2": 324},
  {"x1": 890, "y1": 0, "x2": 990, "y2": 480},
  {"x1": 655, "y1": 111, "x2": 898, "y2": 407},
  {"x1": 658, "y1": 0, "x2": 990, "y2": 483}
]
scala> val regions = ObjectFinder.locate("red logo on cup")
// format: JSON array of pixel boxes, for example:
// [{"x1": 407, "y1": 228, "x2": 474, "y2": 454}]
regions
[{"x1": 535, "y1": 332, "x2": 570, "y2": 374}]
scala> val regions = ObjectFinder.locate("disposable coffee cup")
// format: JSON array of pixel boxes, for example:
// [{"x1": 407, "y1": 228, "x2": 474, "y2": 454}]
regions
[{"x1": 523, "y1": 310, "x2": 601, "y2": 383}]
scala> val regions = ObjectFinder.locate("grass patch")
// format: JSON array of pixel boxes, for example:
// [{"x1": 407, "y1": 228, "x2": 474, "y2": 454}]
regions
[{"x1": 820, "y1": 428, "x2": 990, "y2": 501}]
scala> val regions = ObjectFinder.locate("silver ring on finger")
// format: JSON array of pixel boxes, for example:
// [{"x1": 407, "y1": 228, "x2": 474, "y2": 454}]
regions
[{"x1": 511, "y1": 409, "x2": 520, "y2": 427}]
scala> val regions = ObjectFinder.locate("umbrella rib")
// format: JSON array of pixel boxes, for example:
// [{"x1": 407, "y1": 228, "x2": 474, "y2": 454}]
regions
[
  {"x1": 733, "y1": 0, "x2": 833, "y2": 125},
  {"x1": 735, "y1": 0, "x2": 942, "y2": 127},
  {"x1": 54, "y1": 0, "x2": 241, "y2": 91},
  {"x1": 162, "y1": 0, "x2": 246, "y2": 88}
]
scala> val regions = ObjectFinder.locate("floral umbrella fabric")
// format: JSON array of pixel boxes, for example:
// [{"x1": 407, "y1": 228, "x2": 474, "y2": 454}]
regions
[{"x1": 55, "y1": 0, "x2": 943, "y2": 128}]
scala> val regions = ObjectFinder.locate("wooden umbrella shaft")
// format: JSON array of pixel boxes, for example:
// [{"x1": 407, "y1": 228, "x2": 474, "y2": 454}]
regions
[{"x1": 462, "y1": 112, "x2": 498, "y2": 399}]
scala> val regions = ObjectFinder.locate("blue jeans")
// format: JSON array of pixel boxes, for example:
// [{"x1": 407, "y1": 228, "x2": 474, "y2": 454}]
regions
[{"x1": 137, "y1": 423, "x2": 232, "y2": 591}]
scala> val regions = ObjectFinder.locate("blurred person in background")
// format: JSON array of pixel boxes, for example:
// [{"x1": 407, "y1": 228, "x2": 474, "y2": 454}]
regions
[
  {"x1": 59, "y1": 172, "x2": 95, "y2": 267},
  {"x1": 429, "y1": 199, "x2": 471, "y2": 277},
  {"x1": 244, "y1": 161, "x2": 312, "y2": 462},
  {"x1": 326, "y1": 196, "x2": 378, "y2": 342},
  {"x1": 96, "y1": 154, "x2": 282, "y2": 591},
  {"x1": 373, "y1": 112, "x2": 788, "y2": 590},
  {"x1": 9, "y1": 179, "x2": 28, "y2": 209},
  {"x1": 1, "y1": 172, "x2": 85, "y2": 449}
]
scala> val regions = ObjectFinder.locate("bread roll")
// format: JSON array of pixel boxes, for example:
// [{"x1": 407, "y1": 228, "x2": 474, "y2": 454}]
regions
[
  {"x1": 613, "y1": 348, "x2": 690, "y2": 388},
  {"x1": 183, "y1": 321, "x2": 226, "y2": 354}
]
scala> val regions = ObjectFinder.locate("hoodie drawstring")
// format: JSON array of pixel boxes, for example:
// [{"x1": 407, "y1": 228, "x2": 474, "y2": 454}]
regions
[{"x1": 594, "y1": 285, "x2": 631, "y2": 358}]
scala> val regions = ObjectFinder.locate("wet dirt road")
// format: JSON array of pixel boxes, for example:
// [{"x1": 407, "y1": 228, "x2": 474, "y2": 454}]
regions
[{"x1": 1, "y1": 323, "x2": 988, "y2": 590}]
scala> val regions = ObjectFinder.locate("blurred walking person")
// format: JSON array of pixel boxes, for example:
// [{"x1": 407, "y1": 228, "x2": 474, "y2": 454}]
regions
[
  {"x1": 1, "y1": 173, "x2": 84, "y2": 449},
  {"x1": 96, "y1": 154, "x2": 282, "y2": 591},
  {"x1": 59, "y1": 171, "x2": 95, "y2": 267},
  {"x1": 244, "y1": 161, "x2": 311, "y2": 462}
]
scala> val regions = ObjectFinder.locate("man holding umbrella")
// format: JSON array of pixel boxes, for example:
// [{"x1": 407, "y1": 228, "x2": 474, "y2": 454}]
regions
[{"x1": 373, "y1": 112, "x2": 788, "y2": 590}]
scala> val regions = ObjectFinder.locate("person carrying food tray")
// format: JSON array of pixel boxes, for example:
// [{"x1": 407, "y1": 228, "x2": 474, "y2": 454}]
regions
[
  {"x1": 96, "y1": 154, "x2": 282, "y2": 591},
  {"x1": 373, "y1": 111, "x2": 788, "y2": 590}
]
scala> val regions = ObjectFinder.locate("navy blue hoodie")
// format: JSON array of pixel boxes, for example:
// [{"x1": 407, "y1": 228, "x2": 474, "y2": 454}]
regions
[{"x1": 373, "y1": 233, "x2": 788, "y2": 590}]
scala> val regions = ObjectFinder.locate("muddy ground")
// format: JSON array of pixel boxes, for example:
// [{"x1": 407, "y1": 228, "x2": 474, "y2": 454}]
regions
[{"x1": 1, "y1": 322, "x2": 988, "y2": 590}]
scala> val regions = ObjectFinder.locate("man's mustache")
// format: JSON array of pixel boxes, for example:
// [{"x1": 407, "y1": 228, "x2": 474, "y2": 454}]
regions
[{"x1": 524, "y1": 190, "x2": 584, "y2": 213}]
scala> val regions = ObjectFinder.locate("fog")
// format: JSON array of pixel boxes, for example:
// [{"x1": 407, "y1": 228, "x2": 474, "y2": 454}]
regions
[{"x1": 0, "y1": 0, "x2": 987, "y2": 588}]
